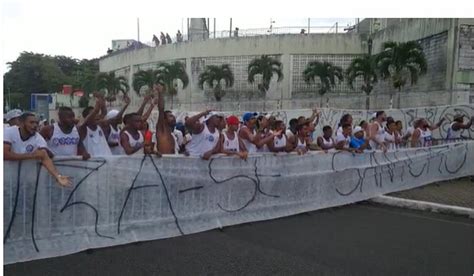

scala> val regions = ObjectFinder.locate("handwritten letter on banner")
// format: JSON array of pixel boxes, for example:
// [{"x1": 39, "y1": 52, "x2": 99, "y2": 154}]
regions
[{"x1": 4, "y1": 141, "x2": 474, "y2": 264}]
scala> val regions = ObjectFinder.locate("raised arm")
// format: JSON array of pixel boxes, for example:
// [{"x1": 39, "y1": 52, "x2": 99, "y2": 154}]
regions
[
  {"x1": 185, "y1": 110, "x2": 211, "y2": 134},
  {"x1": 136, "y1": 95, "x2": 152, "y2": 116},
  {"x1": 78, "y1": 97, "x2": 103, "y2": 140},
  {"x1": 429, "y1": 117, "x2": 445, "y2": 131}
]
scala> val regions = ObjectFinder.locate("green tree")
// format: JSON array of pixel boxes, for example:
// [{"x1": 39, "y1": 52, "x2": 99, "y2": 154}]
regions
[
  {"x1": 198, "y1": 64, "x2": 234, "y2": 101},
  {"x1": 132, "y1": 69, "x2": 160, "y2": 96},
  {"x1": 3, "y1": 52, "x2": 69, "y2": 109},
  {"x1": 156, "y1": 61, "x2": 189, "y2": 108},
  {"x1": 303, "y1": 61, "x2": 343, "y2": 107},
  {"x1": 346, "y1": 55, "x2": 378, "y2": 110},
  {"x1": 247, "y1": 55, "x2": 283, "y2": 110},
  {"x1": 376, "y1": 40, "x2": 427, "y2": 109},
  {"x1": 96, "y1": 71, "x2": 129, "y2": 103}
]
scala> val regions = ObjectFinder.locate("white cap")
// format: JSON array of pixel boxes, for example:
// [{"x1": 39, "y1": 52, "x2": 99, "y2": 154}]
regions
[
  {"x1": 106, "y1": 109, "x2": 119, "y2": 120},
  {"x1": 5, "y1": 109, "x2": 22, "y2": 122},
  {"x1": 353, "y1": 126, "x2": 364, "y2": 134},
  {"x1": 371, "y1": 112, "x2": 377, "y2": 119},
  {"x1": 203, "y1": 112, "x2": 222, "y2": 122}
]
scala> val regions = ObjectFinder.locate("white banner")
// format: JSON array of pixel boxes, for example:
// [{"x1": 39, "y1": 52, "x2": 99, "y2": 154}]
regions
[{"x1": 4, "y1": 141, "x2": 474, "y2": 264}]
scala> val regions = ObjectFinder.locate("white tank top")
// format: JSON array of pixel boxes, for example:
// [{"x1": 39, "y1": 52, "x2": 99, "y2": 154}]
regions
[
  {"x1": 446, "y1": 122, "x2": 461, "y2": 140},
  {"x1": 384, "y1": 131, "x2": 398, "y2": 151},
  {"x1": 417, "y1": 128, "x2": 433, "y2": 147},
  {"x1": 108, "y1": 125, "x2": 122, "y2": 155},
  {"x1": 223, "y1": 131, "x2": 240, "y2": 152},
  {"x1": 369, "y1": 121, "x2": 386, "y2": 150},
  {"x1": 296, "y1": 136, "x2": 307, "y2": 148},
  {"x1": 321, "y1": 136, "x2": 335, "y2": 148},
  {"x1": 273, "y1": 134, "x2": 287, "y2": 149},
  {"x1": 186, "y1": 124, "x2": 220, "y2": 157},
  {"x1": 83, "y1": 126, "x2": 112, "y2": 156},
  {"x1": 47, "y1": 123, "x2": 80, "y2": 156},
  {"x1": 122, "y1": 130, "x2": 144, "y2": 155},
  {"x1": 239, "y1": 126, "x2": 258, "y2": 154}
]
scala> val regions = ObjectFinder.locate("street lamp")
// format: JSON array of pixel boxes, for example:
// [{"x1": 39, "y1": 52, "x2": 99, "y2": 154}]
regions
[{"x1": 368, "y1": 38, "x2": 373, "y2": 56}]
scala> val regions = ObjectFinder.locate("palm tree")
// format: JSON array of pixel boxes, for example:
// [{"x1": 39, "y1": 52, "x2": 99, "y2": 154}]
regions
[
  {"x1": 303, "y1": 61, "x2": 343, "y2": 107},
  {"x1": 346, "y1": 55, "x2": 378, "y2": 110},
  {"x1": 247, "y1": 55, "x2": 283, "y2": 111},
  {"x1": 198, "y1": 64, "x2": 234, "y2": 101},
  {"x1": 132, "y1": 69, "x2": 160, "y2": 96},
  {"x1": 376, "y1": 40, "x2": 427, "y2": 109},
  {"x1": 96, "y1": 71, "x2": 129, "y2": 103},
  {"x1": 156, "y1": 61, "x2": 189, "y2": 108}
]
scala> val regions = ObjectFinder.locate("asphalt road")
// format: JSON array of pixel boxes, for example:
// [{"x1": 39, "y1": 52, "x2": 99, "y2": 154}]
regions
[{"x1": 4, "y1": 203, "x2": 474, "y2": 276}]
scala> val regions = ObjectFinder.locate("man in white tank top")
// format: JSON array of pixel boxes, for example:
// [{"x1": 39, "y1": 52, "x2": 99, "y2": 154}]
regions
[
  {"x1": 185, "y1": 109, "x2": 221, "y2": 159},
  {"x1": 268, "y1": 120, "x2": 290, "y2": 153},
  {"x1": 120, "y1": 113, "x2": 145, "y2": 155},
  {"x1": 446, "y1": 114, "x2": 473, "y2": 141},
  {"x1": 99, "y1": 95, "x2": 131, "y2": 155},
  {"x1": 317, "y1": 125, "x2": 336, "y2": 152},
  {"x1": 335, "y1": 123, "x2": 356, "y2": 152},
  {"x1": 288, "y1": 122, "x2": 310, "y2": 155},
  {"x1": 4, "y1": 113, "x2": 72, "y2": 187},
  {"x1": 40, "y1": 106, "x2": 90, "y2": 159},
  {"x1": 218, "y1": 115, "x2": 248, "y2": 159},
  {"x1": 78, "y1": 96, "x2": 112, "y2": 156},
  {"x1": 368, "y1": 111, "x2": 387, "y2": 152}
]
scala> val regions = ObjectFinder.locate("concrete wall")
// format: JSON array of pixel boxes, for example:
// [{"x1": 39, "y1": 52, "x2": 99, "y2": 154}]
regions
[{"x1": 99, "y1": 19, "x2": 474, "y2": 112}]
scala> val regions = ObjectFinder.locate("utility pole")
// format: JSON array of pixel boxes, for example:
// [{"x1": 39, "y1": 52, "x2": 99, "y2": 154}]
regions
[
  {"x1": 137, "y1": 18, "x2": 140, "y2": 49},
  {"x1": 308, "y1": 18, "x2": 310, "y2": 34},
  {"x1": 214, "y1": 18, "x2": 216, "y2": 38},
  {"x1": 230, "y1": 18, "x2": 232, "y2": 37}
]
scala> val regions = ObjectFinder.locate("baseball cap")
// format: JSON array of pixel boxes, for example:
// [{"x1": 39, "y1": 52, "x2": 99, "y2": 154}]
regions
[
  {"x1": 242, "y1": 112, "x2": 258, "y2": 122},
  {"x1": 5, "y1": 109, "x2": 22, "y2": 122},
  {"x1": 226, "y1": 115, "x2": 240, "y2": 126},
  {"x1": 106, "y1": 109, "x2": 120, "y2": 120},
  {"x1": 353, "y1": 126, "x2": 364, "y2": 134}
]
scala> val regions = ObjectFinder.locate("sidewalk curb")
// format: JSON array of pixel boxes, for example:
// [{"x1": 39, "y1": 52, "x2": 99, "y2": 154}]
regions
[{"x1": 369, "y1": 196, "x2": 474, "y2": 219}]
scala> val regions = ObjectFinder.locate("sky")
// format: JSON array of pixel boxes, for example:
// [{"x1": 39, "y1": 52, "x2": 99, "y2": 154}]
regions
[
  {"x1": 1, "y1": 13, "x2": 355, "y2": 72},
  {"x1": 1, "y1": 0, "x2": 472, "y2": 75}
]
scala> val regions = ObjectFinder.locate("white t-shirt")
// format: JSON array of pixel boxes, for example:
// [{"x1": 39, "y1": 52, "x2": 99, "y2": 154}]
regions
[
  {"x1": 108, "y1": 125, "x2": 122, "y2": 155},
  {"x1": 4, "y1": 126, "x2": 48, "y2": 154},
  {"x1": 186, "y1": 124, "x2": 220, "y2": 157},
  {"x1": 223, "y1": 131, "x2": 240, "y2": 152},
  {"x1": 336, "y1": 132, "x2": 351, "y2": 149},
  {"x1": 122, "y1": 130, "x2": 144, "y2": 155}
]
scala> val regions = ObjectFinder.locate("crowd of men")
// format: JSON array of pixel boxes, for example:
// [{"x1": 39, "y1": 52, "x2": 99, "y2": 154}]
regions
[{"x1": 4, "y1": 83, "x2": 474, "y2": 188}]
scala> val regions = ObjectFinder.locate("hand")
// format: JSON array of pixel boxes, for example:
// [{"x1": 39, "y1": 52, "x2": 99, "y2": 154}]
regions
[
  {"x1": 123, "y1": 94, "x2": 131, "y2": 105},
  {"x1": 238, "y1": 151, "x2": 248, "y2": 160},
  {"x1": 312, "y1": 108, "x2": 320, "y2": 116},
  {"x1": 143, "y1": 94, "x2": 152, "y2": 102},
  {"x1": 202, "y1": 151, "x2": 213, "y2": 160},
  {"x1": 55, "y1": 175, "x2": 73, "y2": 188},
  {"x1": 82, "y1": 152, "x2": 91, "y2": 161},
  {"x1": 152, "y1": 97, "x2": 159, "y2": 105},
  {"x1": 273, "y1": 129, "x2": 283, "y2": 136}
]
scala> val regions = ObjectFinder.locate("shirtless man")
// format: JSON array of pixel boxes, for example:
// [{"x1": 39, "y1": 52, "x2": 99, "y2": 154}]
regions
[
  {"x1": 4, "y1": 112, "x2": 72, "y2": 187},
  {"x1": 154, "y1": 84, "x2": 179, "y2": 154}
]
